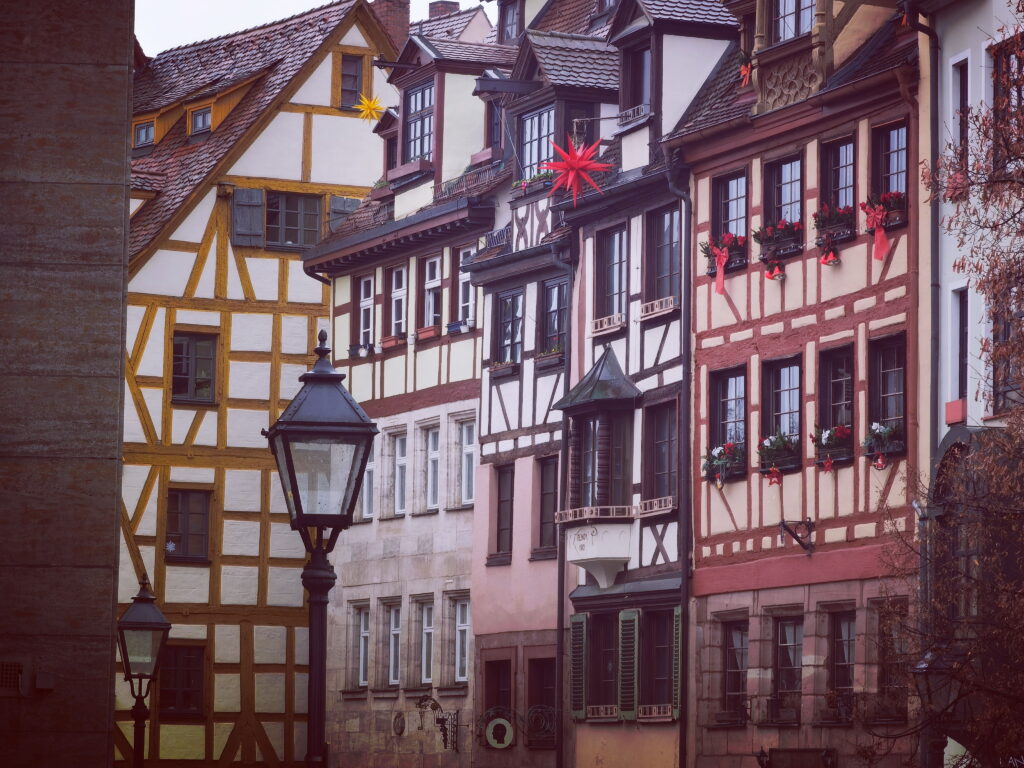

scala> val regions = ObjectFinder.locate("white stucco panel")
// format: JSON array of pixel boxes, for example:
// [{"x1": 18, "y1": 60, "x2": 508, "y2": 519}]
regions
[
  {"x1": 620, "y1": 125, "x2": 650, "y2": 172},
  {"x1": 171, "y1": 188, "x2": 216, "y2": 243},
  {"x1": 269, "y1": 522, "x2": 306, "y2": 559},
  {"x1": 229, "y1": 361, "x2": 271, "y2": 400},
  {"x1": 287, "y1": 259, "x2": 323, "y2": 304},
  {"x1": 215, "y1": 624, "x2": 240, "y2": 663},
  {"x1": 267, "y1": 567, "x2": 304, "y2": 607},
  {"x1": 231, "y1": 313, "x2": 273, "y2": 352},
  {"x1": 121, "y1": 464, "x2": 151, "y2": 520},
  {"x1": 126, "y1": 305, "x2": 146, "y2": 355},
  {"x1": 228, "y1": 111, "x2": 304, "y2": 180},
  {"x1": 340, "y1": 26, "x2": 368, "y2": 46},
  {"x1": 194, "y1": 249, "x2": 215, "y2": 299},
  {"x1": 164, "y1": 565, "x2": 210, "y2": 603},
  {"x1": 142, "y1": 388, "x2": 163, "y2": 441},
  {"x1": 135, "y1": 307, "x2": 165, "y2": 377},
  {"x1": 227, "y1": 408, "x2": 268, "y2": 448},
  {"x1": 311, "y1": 114, "x2": 380, "y2": 187},
  {"x1": 176, "y1": 309, "x2": 219, "y2": 326},
  {"x1": 290, "y1": 54, "x2": 333, "y2": 106},
  {"x1": 160, "y1": 725, "x2": 205, "y2": 759},
  {"x1": 220, "y1": 565, "x2": 258, "y2": 605},
  {"x1": 171, "y1": 407, "x2": 197, "y2": 444},
  {"x1": 280, "y1": 363, "x2": 306, "y2": 400},
  {"x1": 254, "y1": 625, "x2": 287, "y2": 664},
  {"x1": 222, "y1": 520, "x2": 262, "y2": 556},
  {"x1": 281, "y1": 315, "x2": 310, "y2": 354},
  {"x1": 226, "y1": 241, "x2": 245, "y2": 300},
  {"x1": 132, "y1": 252, "x2": 193, "y2": 297},
  {"x1": 441, "y1": 74, "x2": 483, "y2": 182},
  {"x1": 246, "y1": 257, "x2": 279, "y2": 301},
  {"x1": 193, "y1": 410, "x2": 217, "y2": 446},
  {"x1": 224, "y1": 469, "x2": 262, "y2": 512},
  {"x1": 661, "y1": 36, "x2": 730, "y2": 135},
  {"x1": 214, "y1": 673, "x2": 241, "y2": 712}
]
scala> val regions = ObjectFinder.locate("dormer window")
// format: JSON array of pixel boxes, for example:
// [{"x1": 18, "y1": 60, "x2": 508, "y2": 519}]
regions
[
  {"x1": 191, "y1": 107, "x2": 212, "y2": 134},
  {"x1": 520, "y1": 105, "x2": 554, "y2": 178},
  {"x1": 623, "y1": 46, "x2": 652, "y2": 115},
  {"x1": 498, "y1": 0, "x2": 521, "y2": 44},
  {"x1": 772, "y1": 0, "x2": 814, "y2": 44},
  {"x1": 340, "y1": 54, "x2": 364, "y2": 108},
  {"x1": 134, "y1": 121, "x2": 154, "y2": 147},
  {"x1": 404, "y1": 81, "x2": 435, "y2": 163}
]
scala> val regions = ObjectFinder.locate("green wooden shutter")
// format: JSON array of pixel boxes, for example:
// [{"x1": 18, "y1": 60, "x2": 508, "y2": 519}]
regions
[
  {"x1": 672, "y1": 604, "x2": 682, "y2": 720},
  {"x1": 618, "y1": 609, "x2": 639, "y2": 720},
  {"x1": 570, "y1": 613, "x2": 588, "y2": 720},
  {"x1": 231, "y1": 187, "x2": 264, "y2": 247}
]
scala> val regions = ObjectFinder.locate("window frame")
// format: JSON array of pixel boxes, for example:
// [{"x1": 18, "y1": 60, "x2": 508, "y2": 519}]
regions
[
  {"x1": 357, "y1": 275, "x2": 375, "y2": 347},
  {"x1": 709, "y1": 366, "x2": 747, "y2": 450},
  {"x1": 762, "y1": 355, "x2": 802, "y2": 442},
  {"x1": 640, "y1": 609, "x2": 674, "y2": 707},
  {"x1": 772, "y1": 616, "x2": 804, "y2": 722},
  {"x1": 645, "y1": 401, "x2": 677, "y2": 502},
  {"x1": 454, "y1": 598, "x2": 471, "y2": 683},
  {"x1": 172, "y1": 332, "x2": 217, "y2": 404},
  {"x1": 459, "y1": 421, "x2": 476, "y2": 505},
  {"x1": 164, "y1": 489, "x2": 211, "y2": 563},
  {"x1": 646, "y1": 205, "x2": 681, "y2": 302},
  {"x1": 992, "y1": 312, "x2": 1022, "y2": 413},
  {"x1": 872, "y1": 122, "x2": 909, "y2": 197},
  {"x1": 456, "y1": 247, "x2": 476, "y2": 324},
  {"x1": 159, "y1": 644, "x2": 205, "y2": 718},
  {"x1": 356, "y1": 605, "x2": 370, "y2": 687},
  {"x1": 538, "y1": 456, "x2": 558, "y2": 550},
  {"x1": 596, "y1": 225, "x2": 628, "y2": 322},
  {"x1": 828, "y1": 611, "x2": 856, "y2": 699},
  {"x1": 340, "y1": 53, "x2": 364, "y2": 109},
  {"x1": 134, "y1": 120, "x2": 155, "y2": 147},
  {"x1": 575, "y1": 411, "x2": 632, "y2": 507},
  {"x1": 622, "y1": 44, "x2": 652, "y2": 112},
  {"x1": 587, "y1": 612, "x2": 618, "y2": 707},
  {"x1": 821, "y1": 137, "x2": 855, "y2": 211},
  {"x1": 494, "y1": 289, "x2": 524, "y2": 364},
  {"x1": 265, "y1": 191, "x2": 320, "y2": 249},
  {"x1": 387, "y1": 266, "x2": 407, "y2": 338},
  {"x1": 403, "y1": 80, "x2": 435, "y2": 163},
  {"x1": 819, "y1": 345, "x2": 854, "y2": 432},
  {"x1": 540, "y1": 279, "x2": 568, "y2": 354},
  {"x1": 497, "y1": 0, "x2": 521, "y2": 45},
  {"x1": 722, "y1": 621, "x2": 749, "y2": 717},
  {"x1": 711, "y1": 171, "x2": 748, "y2": 244},
  {"x1": 425, "y1": 425, "x2": 440, "y2": 511},
  {"x1": 393, "y1": 433, "x2": 408, "y2": 516},
  {"x1": 868, "y1": 334, "x2": 907, "y2": 441},
  {"x1": 519, "y1": 104, "x2": 555, "y2": 179},
  {"x1": 190, "y1": 106, "x2": 212, "y2": 134},
  {"x1": 764, "y1": 154, "x2": 803, "y2": 227},
  {"x1": 420, "y1": 602, "x2": 434, "y2": 685},
  {"x1": 358, "y1": 449, "x2": 375, "y2": 520},
  {"x1": 421, "y1": 255, "x2": 442, "y2": 330},
  {"x1": 387, "y1": 603, "x2": 402, "y2": 686},
  {"x1": 495, "y1": 464, "x2": 514, "y2": 556},
  {"x1": 771, "y1": 0, "x2": 814, "y2": 44}
]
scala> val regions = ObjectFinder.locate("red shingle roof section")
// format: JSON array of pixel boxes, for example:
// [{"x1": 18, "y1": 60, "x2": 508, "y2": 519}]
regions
[
  {"x1": 130, "y1": 0, "x2": 359, "y2": 261},
  {"x1": 532, "y1": 0, "x2": 605, "y2": 36},
  {"x1": 410, "y1": 6, "x2": 482, "y2": 39},
  {"x1": 527, "y1": 31, "x2": 618, "y2": 90},
  {"x1": 665, "y1": 42, "x2": 751, "y2": 139},
  {"x1": 421, "y1": 37, "x2": 519, "y2": 66},
  {"x1": 634, "y1": 0, "x2": 735, "y2": 26}
]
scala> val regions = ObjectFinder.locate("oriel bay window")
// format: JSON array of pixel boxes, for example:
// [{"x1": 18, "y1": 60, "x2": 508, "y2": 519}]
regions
[
  {"x1": 596, "y1": 226, "x2": 627, "y2": 326},
  {"x1": 404, "y1": 81, "x2": 434, "y2": 163},
  {"x1": 571, "y1": 411, "x2": 632, "y2": 509},
  {"x1": 520, "y1": 105, "x2": 554, "y2": 179}
]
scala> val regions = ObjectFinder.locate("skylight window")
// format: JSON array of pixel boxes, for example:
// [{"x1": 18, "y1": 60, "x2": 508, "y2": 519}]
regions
[
  {"x1": 134, "y1": 121, "x2": 154, "y2": 147},
  {"x1": 191, "y1": 107, "x2": 212, "y2": 134}
]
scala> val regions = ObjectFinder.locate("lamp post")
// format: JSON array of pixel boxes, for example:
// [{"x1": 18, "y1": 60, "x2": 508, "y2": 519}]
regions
[
  {"x1": 264, "y1": 330, "x2": 378, "y2": 767},
  {"x1": 117, "y1": 578, "x2": 171, "y2": 768},
  {"x1": 912, "y1": 645, "x2": 966, "y2": 721}
]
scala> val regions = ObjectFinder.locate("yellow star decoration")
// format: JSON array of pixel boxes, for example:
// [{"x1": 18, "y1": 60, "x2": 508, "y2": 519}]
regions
[{"x1": 355, "y1": 93, "x2": 384, "y2": 122}]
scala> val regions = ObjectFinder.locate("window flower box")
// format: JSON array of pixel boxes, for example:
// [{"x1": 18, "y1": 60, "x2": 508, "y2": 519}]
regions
[
  {"x1": 447, "y1": 318, "x2": 474, "y2": 335},
  {"x1": 369, "y1": 183, "x2": 393, "y2": 201},
  {"x1": 701, "y1": 233, "x2": 748, "y2": 275},
  {"x1": 489, "y1": 360, "x2": 520, "y2": 379},
  {"x1": 861, "y1": 192, "x2": 907, "y2": 232},
  {"x1": 753, "y1": 219, "x2": 804, "y2": 261},
  {"x1": 757, "y1": 432, "x2": 801, "y2": 472},
  {"x1": 347, "y1": 343, "x2": 375, "y2": 358},
  {"x1": 702, "y1": 442, "x2": 746, "y2": 488},
  {"x1": 415, "y1": 325, "x2": 441, "y2": 342},
  {"x1": 511, "y1": 172, "x2": 554, "y2": 199},
  {"x1": 813, "y1": 205, "x2": 856, "y2": 266},
  {"x1": 862, "y1": 422, "x2": 905, "y2": 469},
  {"x1": 380, "y1": 334, "x2": 406, "y2": 351},
  {"x1": 534, "y1": 348, "x2": 564, "y2": 371},
  {"x1": 810, "y1": 424, "x2": 855, "y2": 469}
]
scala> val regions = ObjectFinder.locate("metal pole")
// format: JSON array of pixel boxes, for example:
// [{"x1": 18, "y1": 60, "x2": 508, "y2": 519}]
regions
[
  {"x1": 131, "y1": 696, "x2": 149, "y2": 768},
  {"x1": 302, "y1": 538, "x2": 337, "y2": 767}
]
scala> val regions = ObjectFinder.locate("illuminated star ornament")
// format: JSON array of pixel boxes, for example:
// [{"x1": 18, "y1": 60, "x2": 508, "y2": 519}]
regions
[
  {"x1": 355, "y1": 93, "x2": 384, "y2": 122},
  {"x1": 540, "y1": 135, "x2": 613, "y2": 207},
  {"x1": 767, "y1": 466, "x2": 783, "y2": 486}
]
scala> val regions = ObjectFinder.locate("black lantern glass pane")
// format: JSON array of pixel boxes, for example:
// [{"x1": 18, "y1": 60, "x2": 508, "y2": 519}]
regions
[
  {"x1": 290, "y1": 436, "x2": 365, "y2": 521},
  {"x1": 273, "y1": 434, "x2": 298, "y2": 523},
  {"x1": 123, "y1": 628, "x2": 162, "y2": 678}
]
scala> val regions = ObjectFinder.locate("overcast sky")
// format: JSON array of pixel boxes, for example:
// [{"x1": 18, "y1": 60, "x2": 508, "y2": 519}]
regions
[{"x1": 135, "y1": 0, "x2": 491, "y2": 55}]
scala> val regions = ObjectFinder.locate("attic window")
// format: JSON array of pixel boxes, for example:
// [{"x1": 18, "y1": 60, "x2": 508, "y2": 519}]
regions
[
  {"x1": 772, "y1": 0, "x2": 814, "y2": 44},
  {"x1": 134, "y1": 121, "x2": 154, "y2": 147},
  {"x1": 498, "y1": 0, "x2": 521, "y2": 45},
  {"x1": 191, "y1": 107, "x2": 212, "y2": 134}
]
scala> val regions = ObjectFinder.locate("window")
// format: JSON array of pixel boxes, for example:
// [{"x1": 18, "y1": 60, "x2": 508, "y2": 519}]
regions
[
  {"x1": 165, "y1": 489, "x2": 210, "y2": 562},
  {"x1": 134, "y1": 121, "x2": 154, "y2": 147},
  {"x1": 340, "y1": 54, "x2": 363, "y2": 108},
  {"x1": 404, "y1": 81, "x2": 434, "y2": 163},
  {"x1": 357, "y1": 276, "x2": 374, "y2": 346},
  {"x1": 723, "y1": 621, "x2": 749, "y2": 717},
  {"x1": 266, "y1": 192, "x2": 320, "y2": 248},
  {"x1": 425, "y1": 426, "x2": 440, "y2": 511},
  {"x1": 358, "y1": 452, "x2": 375, "y2": 520},
  {"x1": 820, "y1": 346, "x2": 854, "y2": 431},
  {"x1": 589, "y1": 613, "x2": 618, "y2": 706},
  {"x1": 647, "y1": 206, "x2": 680, "y2": 301},
  {"x1": 159, "y1": 645, "x2": 204, "y2": 717},
  {"x1": 993, "y1": 36, "x2": 1024, "y2": 162},
  {"x1": 874, "y1": 123, "x2": 908, "y2": 196},
  {"x1": 541, "y1": 280, "x2": 568, "y2": 353},
  {"x1": 420, "y1": 603, "x2": 434, "y2": 684},
  {"x1": 645, "y1": 402, "x2": 677, "y2": 501},
  {"x1": 828, "y1": 612, "x2": 856, "y2": 708},
  {"x1": 822, "y1": 138, "x2": 855, "y2": 210},
  {"x1": 387, "y1": 266, "x2": 407, "y2": 337},
  {"x1": 869, "y1": 335, "x2": 906, "y2": 437},
  {"x1": 992, "y1": 312, "x2": 1022, "y2": 412},
  {"x1": 421, "y1": 256, "x2": 442, "y2": 329},
  {"x1": 388, "y1": 604, "x2": 401, "y2": 685},
  {"x1": 710, "y1": 367, "x2": 746, "y2": 449},
  {"x1": 765, "y1": 155, "x2": 802, "y2": 226},
  {"x1": 485, "y1": 659, "x2": 513, "y2": 711},
  {"x1": 459, "y1": 421, "x2": 476, "y2": 505},
  {"x1": 393, "y1": 433, "x2": 407, "y2": 515},
  {"x1": 763, "y1": 357, "x2": 801, "y2": 441},
  {"x1": 172, "y1": 333, "x2": 216, "y2": 403},
  {"x1": 527, "y1": 658, "x2": 557, "y2": 746},
  {"x1": 498, "y1": 0, "x2": 520, "y2": 44},
  {"x1": 520, "y1": 105, "x2": 554, "y2": 179},
  {"x1": 713, "y1": 172, "x2": 747, "y2": 241},
  {"x1": 576, "y1": 412, "x2": 632, "y2": 507},
  {"x1": 457, "y1": 247, "x2": 475, "y2": 323},
  {"x1": 538, "y1": 456, "x2": 558, "y2": 550},
  {"x1": 773, "y1": 617, "x2": 803, "y2": 722},
  {"x1": 955, "y1": 290, "x2": 968, "y2": 400},
  {"x1": 772, "y1": 0, "x2": 814, "y2": 43},
  {"x1": 386, "y1": 135, "x2": 398, "y2": 171},
  {"x1": 487, "y1": 102, "x2": 503, "y2": 149},
  {"x1": 454, "y1": 599, "x2": 470, "y2": 682},
  {"x1": 624, "y1": 46, "x2": 652, "y2": 111},
  {"x1": 495, "y1": 465, "x2": 514, "y2": 555},
  {"x1": 495, "y1": 291, "x2": 523, "y2": 364},
  {"x1": 190, "y1": 107, "x2": 211, "y2": 133},
  {"x1": 953, "y1": 59, "x2": 969, "y2": 152},
  {"x1": 878, "y1": 605, "x2": 908, "y2": 702},
  {"x1": 356, "y1": 606, "x2": 370, "y2": 686},
  {"x1": 596, "y1": 226, "x2": 627, "y2": 321},
  {"x1": 641, "y1": 610, "x2": 673, "y2": 706}
]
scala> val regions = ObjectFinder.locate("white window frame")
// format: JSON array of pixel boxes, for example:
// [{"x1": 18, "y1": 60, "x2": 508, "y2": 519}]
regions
[
  {"x1": 358, "y1": 275, "x2": 374, "y2": 346},
  {"x1": 458, "y1": 247, "x2": 475, "y2": 323},
  {"x1": 388, "y1": 604, "x2": 401, "y2": 686},
  {"x1": 356, "y1": 606, "x2": 370, "y2": 687},
  {"x1": 394, "y1": 433, "x2": 407, "y2": 515},
  {"x1": 425, "y1": 426, "x2": 440, "y2": 510},
  {"x1": 359, "y1": 452, "x2": 375, "y2": 520},
  {"x1": 459, "y1": 421, "x2": 476, "y2": 505},
  {"x1": 421, "y1": 603, "x2": 434, "y2": 685},
  {"x1": 423, "y1": 256, "x2": 442, "y2": 328},
  {"x1": 390, "y1": 267, "x2": 407, "y2": 337},
  {"x1": 454, "y1": 598, "x2": 470, "y2": 683}
]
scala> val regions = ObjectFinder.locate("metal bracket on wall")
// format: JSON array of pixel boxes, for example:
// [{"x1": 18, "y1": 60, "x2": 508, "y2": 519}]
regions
[
  {"x1": 779, "y1": 518, "x2": 815, "y2": 553},
  {"x1": 416, "y1": 695, "x2": 461, "y2": 752}
]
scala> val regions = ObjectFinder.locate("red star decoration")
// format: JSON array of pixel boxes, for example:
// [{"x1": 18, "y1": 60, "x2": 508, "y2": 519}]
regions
[
  {"x1": 873, "y1": 453, "x2": 889, "y2": 471},
  {"x1": 767, "y1": 466, "x2": 783, "y2": 486},
  {"x1": 821, "y1": 456, "x2": 835, "y2": 473},
  {"x1": 540, "y1": 135, "x2": 613, "y2": 207}
]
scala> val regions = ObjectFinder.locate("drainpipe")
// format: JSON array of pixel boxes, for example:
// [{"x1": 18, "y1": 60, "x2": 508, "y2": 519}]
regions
[
  {"x1": 665, "y1": 156, "x2": 692, "y2": 768},
  {"x1": 900, "y1": 5, "x2": 940, "y2": 767}
]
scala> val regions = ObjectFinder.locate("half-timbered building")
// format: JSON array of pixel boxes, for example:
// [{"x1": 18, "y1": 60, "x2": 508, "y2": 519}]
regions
[
  {"x1": 117, "y1": 4, "x2": 396, "y2": 764},
  {"x1": 300, "y1": 10, "x2": 507, "y2": 766},
  {"x1": 661, "y1": 2, "x2": 925, "y2": 765}
]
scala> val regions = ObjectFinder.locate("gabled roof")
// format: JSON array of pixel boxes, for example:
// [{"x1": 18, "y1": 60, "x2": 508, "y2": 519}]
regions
[
  {"x1": 129, "y1": 0, "x2": 390, "y2": 263},
  {"x1": 410, "y1": 6, "x2": 486, "y2": 40},
  {"x1": 524, "y1": 30, "x2": 618, "y2": 90},
  {"x1": 532, "y1": 0, "x2": 609, "y2": 37},
  {"x1": 625, "y1": 0, "x2": 736, "y2": 28},
  {"x1": 412, "y1": 35, "x2": 519, "y2": 67},
  {"x1": 553, "y1": 347, "x2": 641, "y2": 412}
]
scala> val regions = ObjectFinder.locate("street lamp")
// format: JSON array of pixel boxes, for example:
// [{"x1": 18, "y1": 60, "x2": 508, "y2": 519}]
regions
[
  {"x1": 117, "y1": 578, "x2": 170, "y2": 768},
  {"x1": 912, "y1": 645, "x2": 967, "y2": 720},
  {"x1": 264, "y1": 330, "x2": 378, "y2": 767}
]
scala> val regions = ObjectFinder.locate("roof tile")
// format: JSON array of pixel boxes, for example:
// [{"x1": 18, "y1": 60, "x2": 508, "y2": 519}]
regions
[{"x1": 527, "y1": 31, "x2": 618, "y2": 90}]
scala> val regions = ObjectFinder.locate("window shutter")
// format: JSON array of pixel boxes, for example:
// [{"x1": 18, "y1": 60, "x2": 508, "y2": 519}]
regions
[
  {"x1": 672, "y1": 604, "x2": 682, "y2": 720},
  {"x1": 570, "y1": 613, "x2": 588, "y2": 720},
  {"x1": 618, "y1": 609, "x2": 639, "y2": 720},
  {"x1": 596, "y1": 413, "x2": 611, "y2": 506},
  {"x1": 329, "y1": 196, "x2": 360, "y2": 233},
  {"x1": 231, "y1": 188, "x2": 265, "y2": 247},
  {"x1": 568, "y1": 420, "x2": 581, "y2": 509}
]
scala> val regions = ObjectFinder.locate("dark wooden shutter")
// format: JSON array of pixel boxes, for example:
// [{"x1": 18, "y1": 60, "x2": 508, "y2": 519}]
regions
[
  {"x1": 231, "y1": 187, "x2": 264, "y2": 247},
  {"x1": 570, "y1": 613, "x2": 588, "y2": 720},
  {"x1": 618, "y1": 609, "x2": 639, "y2": 720},
  {"x1": 329, "y1": 196, "x2": 360, "y2": 233},
  {"x1": 672, "y1": 604, "x2": 682, "y2": 719}
]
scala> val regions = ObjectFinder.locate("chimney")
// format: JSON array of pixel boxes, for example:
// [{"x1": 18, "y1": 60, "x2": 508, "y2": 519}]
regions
[
  {"x1": 372, "y1": 0, "x2": 410, "y2": 51},
  {"x1": 429, "y1": 1, "x2": 460, "y2": 17}
]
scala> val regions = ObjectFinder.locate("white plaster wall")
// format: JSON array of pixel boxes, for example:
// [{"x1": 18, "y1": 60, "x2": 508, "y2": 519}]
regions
[
  {"x1": 280, "y1": 363, "x2": 306, "y2": 400},
  {"x1": 311, "y1": 114, "x2": 382, "y2": 186},
  {"x1": 171, "y1": 188, "x2": 216, "y2": 243},
  {"x1": 228, "y1": 361, "x2": 271, "y2": 400},
  {"x1": 228, "y1": 111, "x2": 304, "y2": 179},
  {"x1": 160, "y1": 725, "x2": 204, "y2": 759},
  {"x1": 341, "y1": 26, "x2": 368, "y2": 46},
  {"x1": 269, "y1": 522, "x2": 306, "y2": 559},
  {"x1": 246, "y1": 257, "x2": 279, "y2": 301},
  {"x1": 290, "y1": 54, "x2": 333, "y2": 106},
  {"x1": 176, "y1": 309, "x2": 219, "y2": 326},
  {"x1": 288, "y1": 259, "x2": 323, "y2": 304},
  {"x1": 226, "y1": 408, "x2": 268, "y2": 448},
  {"x1": 459, "y1": 10, "x2": 492, "y2": 42},
  {"x1": 661, "y1": 36, "x2": 730, "y2": 136},
  {"x1": 222, "y1": 520, "x2": 262, "y2": 556},
  {"x1": 130, "y1": 197, "x2": 145, "y2": 216},
  {"x1": 620, "y1": 125, "x2": 650, "y2": 172},
  {"x1": 220, "y1": 565, "x2": 258, "y2": 605},
  {"x1": 215, "y1": 625, "x2": 241, "y2": 663},
  {"x1": 254, "y1": 625, "x2": 288, "y2": 664},
  {"x1": 214, "y1": 673, "x2": 241, "y2": 711},
  {"x1": 267, "y1": 567, "x2": 305, "y2": 607},
  {"x1": 224, "y1": 469, "x2": 262, "y2": 511},
  {"x1": 231, "y1": 313, "x2": 273, "y2": 352},
  {"x1": 281, "y1": 315, "x2": 310, "y2": 354},
  {"x1": 130, "y1": 252, "x2": 194, "y2": 297},
  {"x1": 164, "y1": 565, "x2": 210, "y2": 603},
  {"x1": 441, "y1": 73, "x2": 484, "y2": 182}
]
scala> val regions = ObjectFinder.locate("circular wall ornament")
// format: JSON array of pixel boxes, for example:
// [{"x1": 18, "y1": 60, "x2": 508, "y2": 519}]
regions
[
  {"x1": 392, "y1": 712, "x2": 406, "y2": 736},
  {"x1": 484, "y1": 717, "x2": 514, "y2": 749}
]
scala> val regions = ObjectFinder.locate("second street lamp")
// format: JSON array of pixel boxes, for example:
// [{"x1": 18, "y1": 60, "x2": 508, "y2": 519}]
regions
[{"x1": 264, "y1": 329, "x2": 378, "y2": 767}]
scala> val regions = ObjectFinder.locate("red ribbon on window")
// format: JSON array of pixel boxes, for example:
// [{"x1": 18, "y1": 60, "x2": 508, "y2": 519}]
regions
[
  {"x1": 740, "y1": 63, "x2": 751, "y2": 87},
  {"x1": 863, "y1": 204, "x2": 889, "y2": 261},
  {"x1": 712, "y1": 244, "x2": 729, "y2": 295}
]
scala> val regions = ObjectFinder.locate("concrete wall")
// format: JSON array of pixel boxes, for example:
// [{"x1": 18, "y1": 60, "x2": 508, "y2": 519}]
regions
[{"x1": 0, "y1": 1, "x2": 132, "y2": 765}]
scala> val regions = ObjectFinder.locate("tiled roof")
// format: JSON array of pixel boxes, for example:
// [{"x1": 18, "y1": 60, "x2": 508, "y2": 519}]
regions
[
  {"x1": 823, "y1": 17, "x2": 916, "y2": 91},
  {"x1": 533, "y1": 0, "x2": 606, "y2": 36},
  {"x1": 131, "y1": 171, "x2": 166, "y2": 193},
  {"x1": 664, "y1": 41, "x2": 752, "y2": 140},
  {"x1": 410, "y1": 6, "x2": 482, "y2": 39},
  {"x1": 634, "y1": 0, "x2": 736, "y2": 27},
  {"x1": 421, "y1": 37, "x2": 519, "y2": 66},
  {"x1": 129, "y1": 0, "x2": 359, "y2": 261},
  {"x1": 527, "y1": 31, "x2": 618, "y2": 90}
]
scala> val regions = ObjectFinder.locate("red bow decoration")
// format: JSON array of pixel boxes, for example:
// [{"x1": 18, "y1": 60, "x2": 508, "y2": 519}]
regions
[
  {"x1": 712, "y1": 245, "x2": 729, "y2": 295},
  {"x1": 863, "y1": 204, "x2": 889, "y2": 261},
  {"x1": 819, "y1": 232, "x2": 840, "y2": 266},
  {"x1": 740, "y1": 63, "x2": 751, "y2": 87},
  {"x1": 764, "y1": 262, "x2": 785, "y2": 281},
  {"x1": 821, "y1": 456, "x2": 835, "y2": 473},
  {"x1": 767, "y1": 466, "x2": 783, "y2": 486},
  {"x1": 540, "y1": 135, "x2": 613, "y2": 207},
  {"x1": 872, "y1": 453, "x2": 889, "y2": 471}
]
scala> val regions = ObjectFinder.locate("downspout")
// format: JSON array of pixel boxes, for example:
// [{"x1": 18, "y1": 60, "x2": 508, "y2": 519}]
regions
[
  {"x1": 665, "y1": 157, "x2": 692, "y2": 768},
  {"x1": 900, "y1": 5, "x2": 939, "y2": 767}
]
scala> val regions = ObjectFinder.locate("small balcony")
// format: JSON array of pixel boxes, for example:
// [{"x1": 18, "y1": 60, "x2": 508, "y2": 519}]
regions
[{"x1": 561, "y1": 507, "x2": 634, "y2": 589}]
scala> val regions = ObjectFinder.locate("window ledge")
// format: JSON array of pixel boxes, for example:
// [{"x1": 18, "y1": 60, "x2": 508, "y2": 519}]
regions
[
  {"x1": 437, "y1": 683, "x2": 469, "y2": 697},
  {"x1": 378, "y1": 513, "x2": 406, "y2": 522},
  {"x1": 403, "y1": 684, "x2": 432, "y2": 695},
  {"x1": 489, "y1": 361, "x2": 520, "y2": 380},
  {"x1": 639, "y1": 297, "x2": 679, "y2": 322},
  {"x1": 370, "y1": 688, "x2": 400, "y2": 699},
  {"x1": 411, "y1": 508, "x2": 439, "y2": 517},
  {"x1": 164, "y1": 556, "x2": 211, "y2": 567},
  {"x1": 387, "y1": 158, "x2": 434, "y2": 183},
  {"x1": 350, "y1": 517, "x2": 374, "y2": 525},
  {"x1": 756, "y1": 32, "x2": 812, "y2": 65},
  {"x1": 591, "y1": 314, "x2": 626, "y2": 337},
  {"x1": 529, "y1": 546, "x2": 557, "y2": 561},
  {"x1": 171, "y1": 399, "x2": 218, "y2": 409},
  {"x1": 340, "y1": 687, "x2": 368, "y2": 700},
  {"x1": 444, "y1": 503, "x2": 474, "y2": 513},
  {"x1": 486, "y1": 552, "x2": 512, "y2": 567}
]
